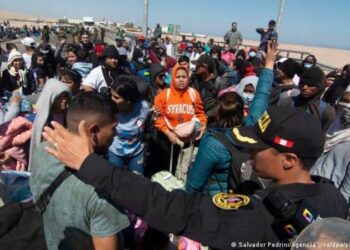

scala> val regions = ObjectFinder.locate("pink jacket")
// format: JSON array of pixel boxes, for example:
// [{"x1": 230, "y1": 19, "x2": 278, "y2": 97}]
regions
[
  {"x1": 0, "y1": 117, "x2": 32, "y2": 171},
  {"x1": 222, "y1": 51, "x2": 236, "y2": 65}
]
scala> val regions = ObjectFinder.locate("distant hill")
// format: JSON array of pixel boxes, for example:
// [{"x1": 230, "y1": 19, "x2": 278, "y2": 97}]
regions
[{"x1": 0, "y1": 10, "x2": 55, "y2": 22}]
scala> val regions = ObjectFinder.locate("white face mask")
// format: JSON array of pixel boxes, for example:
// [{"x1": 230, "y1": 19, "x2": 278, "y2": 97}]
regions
[
  {"x1": 249, "y1": 51, "x2": 256, "y2": 58},
  {"x1": 242, "y1": 92, "x2": 254, "y2": 105},
  {"x1": 304, "y1": 62, "x2": 313, "y2": 69},
  {"x1": 160, "y1": 61, "x2": 166, "y2": 67},
  {"x1": 137, "y1": 57, "x2": 144, "y2": 63}
]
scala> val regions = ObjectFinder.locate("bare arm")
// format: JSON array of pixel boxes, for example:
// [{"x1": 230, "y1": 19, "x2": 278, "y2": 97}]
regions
[
  {"x1": 256, "y1": 28, "x2": 265, "y2": 35},
  {"x1": 92, "y1": 235, "x2": 118, "y2": 250}
]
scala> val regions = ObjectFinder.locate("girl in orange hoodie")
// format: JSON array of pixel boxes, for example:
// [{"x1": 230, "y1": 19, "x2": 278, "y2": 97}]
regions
[{"x1": 154, "y1": 64, "x2": 207, "y2": 144}]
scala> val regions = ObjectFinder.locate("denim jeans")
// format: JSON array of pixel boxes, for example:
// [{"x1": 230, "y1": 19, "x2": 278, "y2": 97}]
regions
[{"x1": 108, "y1": 150, "x2": 144, "y2": 175}]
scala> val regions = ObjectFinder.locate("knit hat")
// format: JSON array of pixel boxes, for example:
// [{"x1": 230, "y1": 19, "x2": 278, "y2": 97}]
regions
[
  {"x1": 7, "y1": 50, "x2": 22, "y2": 65},
  {"x1": 102, "y1": 45, "x2": 119, "y2": 59},
  {"x1": 278, "y1": 59, "x2": 302, "y2": 78},
  {"x1": 300, "y1": 66, "x2": 326, "y2": 90}
]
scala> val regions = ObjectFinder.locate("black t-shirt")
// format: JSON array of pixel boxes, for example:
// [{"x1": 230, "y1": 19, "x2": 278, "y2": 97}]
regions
[{"x1": 192, "y1": 76, "x2": 218, "y2": 112}]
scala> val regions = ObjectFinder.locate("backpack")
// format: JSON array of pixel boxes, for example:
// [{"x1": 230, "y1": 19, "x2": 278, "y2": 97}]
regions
[
  {"x1": 210, "y1": 130, "x2": 267, "y2": 195},
  {"x1": 0, "y1": 201, "x2": 47, "y2": 250},
  {"x1": 0, "y1": 170, "x2": 72, "y2": 250},
  {"x1": 289, "y1": 97, "x2": 328, "y2": 121}
]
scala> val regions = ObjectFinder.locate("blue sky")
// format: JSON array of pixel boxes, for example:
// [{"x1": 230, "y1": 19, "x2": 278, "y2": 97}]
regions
[{"x1": 1, "y1": 0, "x2": 349, "y2": 49}]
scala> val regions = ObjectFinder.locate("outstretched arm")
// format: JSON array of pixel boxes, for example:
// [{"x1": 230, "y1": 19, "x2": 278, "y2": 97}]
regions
[
  {"x1": 244, "y1": 40, "x2": 278, "y2": 126},
  {"x1": 42, "y1": 121, "x2": 265, "y2": 249}
]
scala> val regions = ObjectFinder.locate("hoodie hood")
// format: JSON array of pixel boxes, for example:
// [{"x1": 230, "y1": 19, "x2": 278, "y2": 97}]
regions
[
  {"x1": 235, "y1": 75, "x2": 259, "y2": 96},
  {"x1": 29, "y1": 79, "x2": 71, "y2": 170},
  {"x1": 149, "y1": 63, "x2": 164, "y2": 84},
  {"x1": 170, "y1": 64, "x2": 190, "y2": 95}
]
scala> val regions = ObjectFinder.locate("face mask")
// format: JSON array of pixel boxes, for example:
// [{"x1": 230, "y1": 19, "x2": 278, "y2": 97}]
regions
[
  {"x1": 242, "y1": 92, "x2": 254, "y2": 105},
  {"x1": 212, "y1": 54, "x2": 218, "y2": 59},
  {"x1": 337, "y1": 102, "x2": 350, "y2": 124},
  {"x1": 249, "y1": 51, "x2": 256, "y2": 58},
  {"x1": 160, "y1": 61, "x2": 166, "y2": 67},
  {"x1": 137, "y1": 57, "x2": 144, "y2": 63},
  {"x1": 304, "y1": 62, "x2": 313, "y2": 69}
]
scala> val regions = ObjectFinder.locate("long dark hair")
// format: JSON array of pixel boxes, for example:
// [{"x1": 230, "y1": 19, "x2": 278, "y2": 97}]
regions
[
  {"x1": 112, "y1": 76, "x2": 141, "y2": 103},
  {"x1": 216, "y1": 92, "x2": 244, "y2": 128},
  {"x1": 31, "y1": 52, "x2": 44, "y2": 69}
]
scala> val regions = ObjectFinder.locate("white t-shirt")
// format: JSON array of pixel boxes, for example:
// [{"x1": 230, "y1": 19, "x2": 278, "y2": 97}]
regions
[
  {"x1": 22, "y1": 53, "x2": 32, "y2": 70},
  {"x1": 165, "y1": 43, "x2": 173, "y2": 57},
  {"x1": 82, "y1": 66, "x2": 107, "y2": 92}
]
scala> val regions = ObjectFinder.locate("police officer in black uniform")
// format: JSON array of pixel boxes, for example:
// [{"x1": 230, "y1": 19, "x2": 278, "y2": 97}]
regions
[{"x1": 43, "y1": 105, "x2": 349, "y2": 250}]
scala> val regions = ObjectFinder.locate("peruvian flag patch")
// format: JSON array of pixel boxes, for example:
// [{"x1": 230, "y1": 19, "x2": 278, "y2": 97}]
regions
[{"x1": 274, "y1": 136, "x2": 294, "y2": 148}]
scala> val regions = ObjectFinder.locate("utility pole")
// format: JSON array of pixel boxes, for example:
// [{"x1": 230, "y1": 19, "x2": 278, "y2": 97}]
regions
[
  {"x1": 143, "y1": 0, "x2": 149, "y2": 36},
  {"x1": 276, "y1": 0, "x2": 286, "y2": 33}
]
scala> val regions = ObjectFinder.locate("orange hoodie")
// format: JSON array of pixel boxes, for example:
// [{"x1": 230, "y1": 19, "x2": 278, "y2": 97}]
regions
[{"x1": 154, "y1": 64, "x2": 207, "y2": 134}]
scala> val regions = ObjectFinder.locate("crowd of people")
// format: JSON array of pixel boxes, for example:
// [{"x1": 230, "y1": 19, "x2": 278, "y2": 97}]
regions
[{"x1": 0, "y1": 19, "x2": 349, "y2": 250}]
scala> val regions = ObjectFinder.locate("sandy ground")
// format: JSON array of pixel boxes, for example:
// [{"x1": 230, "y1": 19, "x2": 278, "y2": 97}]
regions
[{"x1": 1, "y1": 10, "x2": 349, "y2": 69}]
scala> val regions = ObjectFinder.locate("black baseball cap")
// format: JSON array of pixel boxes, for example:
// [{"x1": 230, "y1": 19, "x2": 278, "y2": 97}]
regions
[
  {"x1": 193, "y1": 54, "x2": 215, "y2": 73},
  {"x1": 230, "y1": 107, "x2": 325, "y2": 158}
]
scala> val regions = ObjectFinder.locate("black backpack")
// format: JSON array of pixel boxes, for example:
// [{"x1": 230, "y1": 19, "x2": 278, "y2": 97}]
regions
[
  {"x1": 210, "y1": 130, "x2": 267, "y2": 195},
  {"x1": 0, "y1": 201, "x2": 47, "y2": 250},
  {"x1": 0, "y1": 170, "x2": 72, "y2": 250}
]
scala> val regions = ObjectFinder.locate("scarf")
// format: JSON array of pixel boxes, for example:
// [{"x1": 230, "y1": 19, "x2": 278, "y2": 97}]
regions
[
  {"x1": 324, "y1": 103, "x2": 350, "y2": 152},
  {"x1": 8, "y1": 67, "x2": 28, "y2": 93}
]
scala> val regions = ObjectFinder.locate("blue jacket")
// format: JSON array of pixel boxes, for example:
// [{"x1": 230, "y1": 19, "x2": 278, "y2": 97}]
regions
[{"x1": 186, "y1": 68, "x2": 274, "y2": 196}]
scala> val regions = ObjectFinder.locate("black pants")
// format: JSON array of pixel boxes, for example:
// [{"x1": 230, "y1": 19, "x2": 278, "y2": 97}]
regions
[{"x1": 143, "y1": 131, "x2": 181, "y2": 178}]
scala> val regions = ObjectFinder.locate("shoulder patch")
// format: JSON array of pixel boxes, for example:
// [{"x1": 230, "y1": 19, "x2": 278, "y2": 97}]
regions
[{"x1": 212, "y1": 192, "x2": 250, "y2": 210}]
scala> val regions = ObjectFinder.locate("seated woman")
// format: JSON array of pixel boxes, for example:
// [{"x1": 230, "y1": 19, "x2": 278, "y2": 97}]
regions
[
  {"x1": 148, "y1": 64, "x2": 207, "y2": 176},
  {"x1": 29, "y1": 79, "x2": 71, "y2": 169},
  {"x1": 311, "y1": 85, "x2": 350, "y2": 202},
  {"x1": 186, "y1": 42, "x2": 277, "y2": 196},
  {"x1": 1, "y1": 50, "x2": 36, "y2": 96}
]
